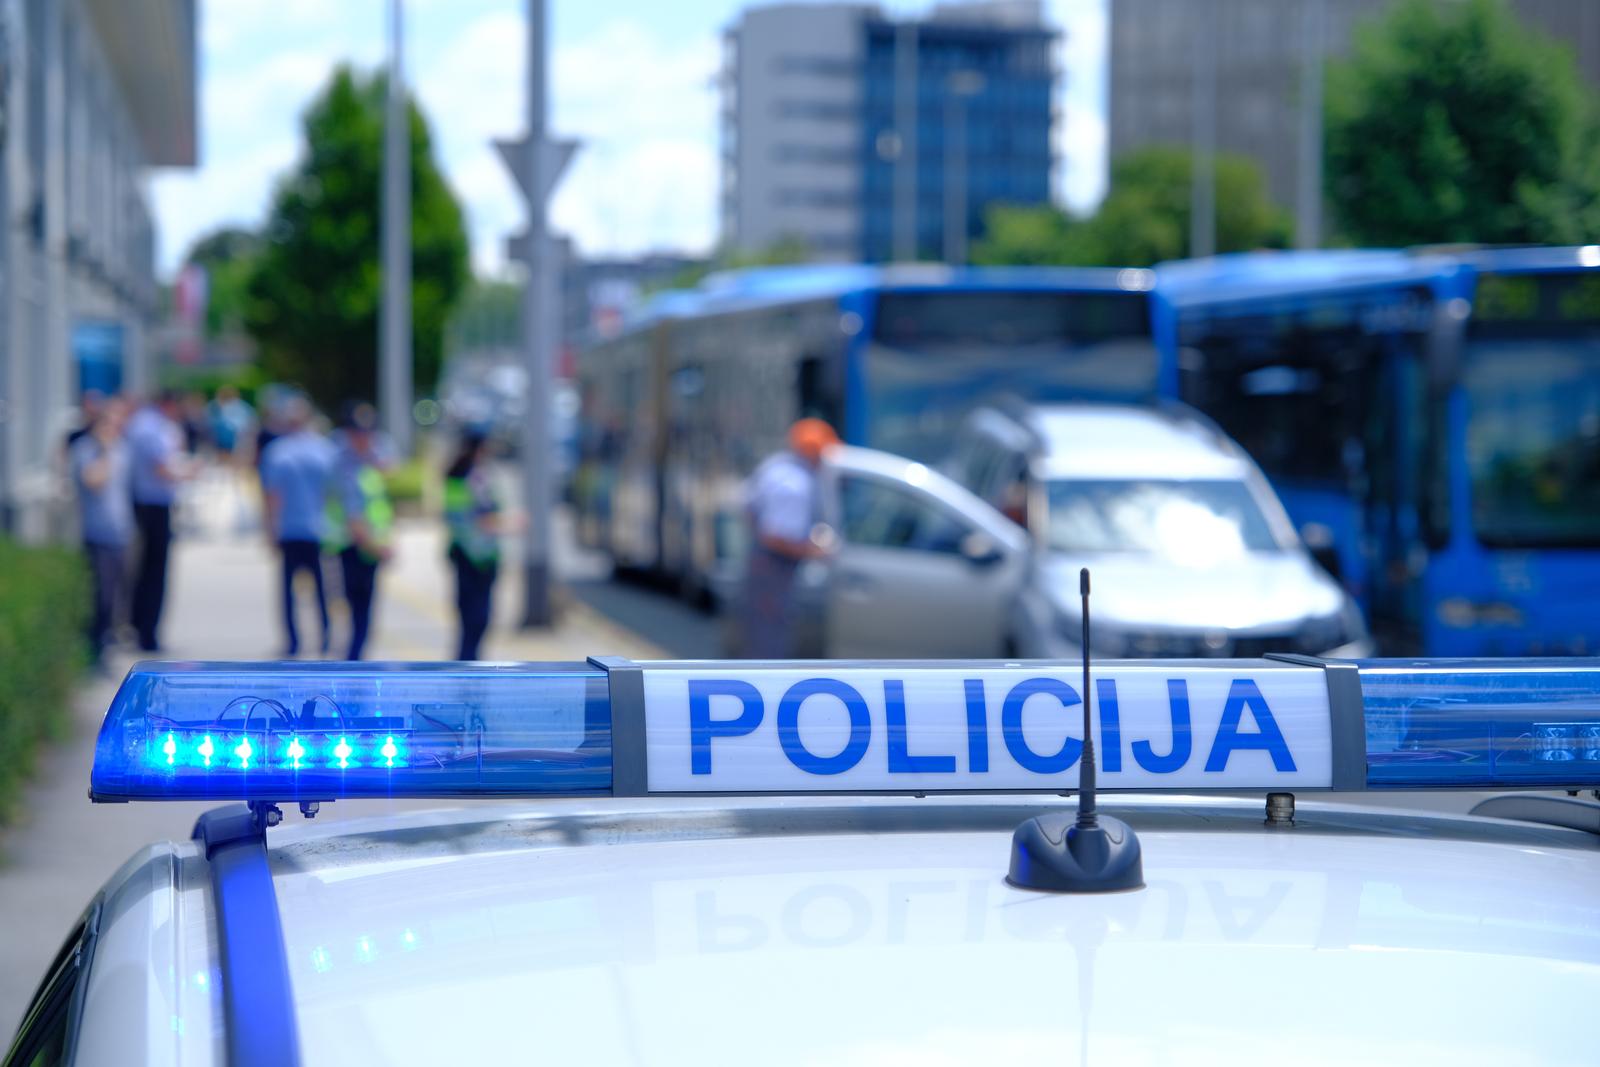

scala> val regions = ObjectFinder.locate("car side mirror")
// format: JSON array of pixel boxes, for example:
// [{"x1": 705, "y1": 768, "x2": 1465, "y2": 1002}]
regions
[
  {"x1": 960, "y1": 531, "x2": 1004, "y2": 567},
  {"x1": 1300, "y1": 522, "x2": 1342, "y2": 580}
]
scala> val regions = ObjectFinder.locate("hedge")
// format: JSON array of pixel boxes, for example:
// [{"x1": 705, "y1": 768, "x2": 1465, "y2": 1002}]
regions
[{"x1": 0, "y1": 538, "x2": 88, "y2": 819}]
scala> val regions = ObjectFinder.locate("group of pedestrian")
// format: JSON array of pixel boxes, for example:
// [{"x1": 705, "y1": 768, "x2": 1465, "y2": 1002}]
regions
[
  {"x1": 68, "y1": 391, "x2": 189, "y2": 665},
  {"x1": 258, "y1": 399, "x2": 395, "y2": 660},
  {"x1": 69, "y1": 380, "x2": 514, "y2": 665},
  {"x1": 258, "y1": 397, "x2": 512, "y2": 662}
]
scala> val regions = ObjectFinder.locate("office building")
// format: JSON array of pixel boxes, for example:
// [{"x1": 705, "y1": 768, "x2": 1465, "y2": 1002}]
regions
[
  {"x1": 721, "y1": 1, "x2": 1056, "y2": 263},
  {"x1": 1108, "y1": 0, "x2": 1600, "y2": 246},
  {"x1": 0, "y1": 0, "x2": 197, "y2": 539}
]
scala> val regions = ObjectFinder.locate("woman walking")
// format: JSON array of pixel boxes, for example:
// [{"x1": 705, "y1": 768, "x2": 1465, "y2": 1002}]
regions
[{"x1": 444, "y1": 430, "x2": 509, "y2": 660}]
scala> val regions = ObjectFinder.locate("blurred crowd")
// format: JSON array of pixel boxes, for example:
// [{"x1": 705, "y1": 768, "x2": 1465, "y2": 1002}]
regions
[{"x1": 63, "y1": 385, "x2": 516, "y2": 668}]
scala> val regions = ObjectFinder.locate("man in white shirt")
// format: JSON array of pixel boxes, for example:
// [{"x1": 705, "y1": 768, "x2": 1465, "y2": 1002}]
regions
[{"x1": 740, "y1": 418, "x2": 838, "y2": 657}]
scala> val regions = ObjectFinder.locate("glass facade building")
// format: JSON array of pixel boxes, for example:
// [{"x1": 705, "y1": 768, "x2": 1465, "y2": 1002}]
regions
[
  {"x1": 722, "y1": 2, "x2": 1056, "y2": 265},
  {"x1": 859, "y1": 14, "x2": 1054, "y2": 263}
]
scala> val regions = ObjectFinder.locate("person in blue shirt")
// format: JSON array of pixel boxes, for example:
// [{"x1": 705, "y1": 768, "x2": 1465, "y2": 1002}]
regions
[
  {"x1": 70, "y1": 399, "x2": 133, "y2": 666},
  {"x1": 125, "y1": 391, "x2": 187, "y2": 651},
  {"x1": 259, "y1": 395, "x2": 336, "y2": 657}
]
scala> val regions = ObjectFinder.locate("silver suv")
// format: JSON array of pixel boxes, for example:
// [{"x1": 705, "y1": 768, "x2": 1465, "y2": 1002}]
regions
[{"x1": 945, "y1": 401, "x2": 1373, "y2": 659}]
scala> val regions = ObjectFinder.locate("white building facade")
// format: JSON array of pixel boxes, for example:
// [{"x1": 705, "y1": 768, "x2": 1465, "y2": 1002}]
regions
[{"x1": 0, "y1": 0, "x2": 196, "y2": 540}]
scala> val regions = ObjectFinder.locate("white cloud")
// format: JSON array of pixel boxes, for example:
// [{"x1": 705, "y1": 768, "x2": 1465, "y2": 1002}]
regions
[
  {"x1": 416, "y1": 11, "x2": 720, "y2": 273},
  {"x1": 160, "y1": 1, "x2": 1107, "y2": 276},
  {"x1": 202, "y1": 0, "x2": 367, "y2": 55},
  {"x1": 1051, "y1": 0, "x2": 1108, "y2": 213},
  {"x1": 150, "y1": 136, "x2": 300, "y2": 265}
]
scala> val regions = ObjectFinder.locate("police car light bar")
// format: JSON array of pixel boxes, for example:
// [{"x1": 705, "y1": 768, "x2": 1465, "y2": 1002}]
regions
[{"x1": 87, "y1": 656, "x2": 1600, "y2": 802}]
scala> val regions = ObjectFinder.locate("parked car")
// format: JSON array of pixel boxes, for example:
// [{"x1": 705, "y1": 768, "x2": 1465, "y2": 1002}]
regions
[{"x1": 945, "y1": 401, "x2": 1373, "y2": 659}]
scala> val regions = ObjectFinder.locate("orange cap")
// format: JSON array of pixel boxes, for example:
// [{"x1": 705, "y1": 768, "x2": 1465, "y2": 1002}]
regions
[{"x1": 788, "y1": 418, "x2": 840, "y2": 463}]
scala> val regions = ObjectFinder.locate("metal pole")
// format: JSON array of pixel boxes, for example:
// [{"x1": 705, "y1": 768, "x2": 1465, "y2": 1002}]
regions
[
  {"x1": 943, "y1": 72, "x2": 981, "y2": 266},
  {"x1": 1294, "y1": 0, "x2": 1325, "y2": 250},
  {"x1": 892, "y1": 21, "x2": 918, "y2": 262},
  {"x1": 944, "y1": 93, "x2": 966, "y2": 265},
  {"x1": 381, "y1": 0, "x2": 412, "y2": 454},
  {"x1": 520, "y1": 0, "x2": 553, "y2": 627},
  {"x1": 1189, "y1": 11, "x2": 1216, "y2": 259}
]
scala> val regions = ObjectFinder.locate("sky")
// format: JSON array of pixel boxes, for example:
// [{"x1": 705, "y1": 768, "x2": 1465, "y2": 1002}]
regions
[{"x1": 149, "y1": 0, "x2": 1109, "y2": 278}]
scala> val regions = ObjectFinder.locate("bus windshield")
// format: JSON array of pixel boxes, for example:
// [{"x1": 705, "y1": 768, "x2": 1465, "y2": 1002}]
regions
[
  {"x1": 863, "y1": 289, "x2": 1156, "y2": 460},
  {"x1": 1466, "y1": 273, "x2": 1600, "y2": 548},
  {"x1": 1045, "y1": 479, "x2": 1283, "y2": 563}
]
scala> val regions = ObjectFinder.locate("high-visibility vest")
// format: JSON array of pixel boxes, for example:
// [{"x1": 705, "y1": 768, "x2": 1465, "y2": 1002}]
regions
[
  {"x1": 326, "y1": 464, "x2": 393, "y2": 561},
  {"x1": 444, "y1": 472, "x2": 499, "y2": 568}
]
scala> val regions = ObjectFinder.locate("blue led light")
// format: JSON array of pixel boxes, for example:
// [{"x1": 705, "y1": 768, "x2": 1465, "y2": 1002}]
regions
[
  {"x1": 1361, "y1": 659, "x2": 1600, "y2": 787},
  {"x1": 90, "y1": 662, "x2": 610, "y2": 801}
]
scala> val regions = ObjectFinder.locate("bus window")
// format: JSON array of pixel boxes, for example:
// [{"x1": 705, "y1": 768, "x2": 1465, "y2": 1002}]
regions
[
  {"x1": 1465, "y1": 272, "x2": 1600, "y2": 547},
  {"x1": 863, "y1": 290, "x2": 1157, "y2": 461}
]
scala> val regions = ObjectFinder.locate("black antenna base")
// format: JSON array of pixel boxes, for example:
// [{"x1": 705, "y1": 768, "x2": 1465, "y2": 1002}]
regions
[{"x1": 1008, "y1": 810, "x2": 1145, "y2": 893}]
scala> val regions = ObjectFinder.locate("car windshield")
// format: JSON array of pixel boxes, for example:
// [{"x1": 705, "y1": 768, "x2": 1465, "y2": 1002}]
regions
[{"x1": 1045, "y1": 479, "x2": 1282, "y2": 562}]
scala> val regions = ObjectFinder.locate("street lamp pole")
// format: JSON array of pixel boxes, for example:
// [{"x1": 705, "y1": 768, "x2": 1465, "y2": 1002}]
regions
[
  {"x1": 381, "y1": 0, "x2": 412, "y2": 454},
  {"x1": 1295, "y1": 0, "x2": 1326, "y2": 250},
  {"x1": 519, "y1": 0, "x2": 554, "y2": 627},
  {"x1": 1189, "y1": 12, "x2": 1217, "y2": 259},
  {"x1": 892, "y1": 20, "x2": 919, "y2": 262},
  {"x1": 943, "y1": 70, "x2": 983, "y2": 266}
]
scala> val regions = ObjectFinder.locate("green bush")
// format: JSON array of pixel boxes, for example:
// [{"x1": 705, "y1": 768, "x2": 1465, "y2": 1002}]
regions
[
  {"x1": 384, "y1": 458, "x2": 433, "y2": 507},
  {"x1": 0, "y1": 538, "x2": 88, "y2": 819}
]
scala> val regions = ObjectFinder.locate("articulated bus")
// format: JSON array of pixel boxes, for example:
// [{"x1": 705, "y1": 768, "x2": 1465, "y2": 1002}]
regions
[
  {"x1": 1156, "y1": 246, "x2": 1600, "y2": 656},
  {"x1": 574, "y1": 264, "x2": 1160, "y2": 603}
]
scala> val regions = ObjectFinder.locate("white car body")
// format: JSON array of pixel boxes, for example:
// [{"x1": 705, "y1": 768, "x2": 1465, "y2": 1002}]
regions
[{"x1": 30, "y1": 794, "x2": 1600, "y2": 1065}]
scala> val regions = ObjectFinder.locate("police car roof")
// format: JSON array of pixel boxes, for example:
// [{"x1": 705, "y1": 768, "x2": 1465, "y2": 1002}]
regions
[
  {"x1": 86, "y1": 794, "x2": 1600, "y2": 1065},
  {"x1": 1018, "y1": 403, "x2": 1249, "y2": 481}
]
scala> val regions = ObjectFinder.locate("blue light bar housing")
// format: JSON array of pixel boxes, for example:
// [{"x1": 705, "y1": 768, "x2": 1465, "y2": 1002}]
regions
[
  {"x1": 88, "y1": 657, "x2": 1600, "y2": 802},
  {"x1": 89, "y1": 662, "x2": 610, "y2": 801},
  {"x1": 1361, "y1": 659, "x2": 1600, "y2": 787}
]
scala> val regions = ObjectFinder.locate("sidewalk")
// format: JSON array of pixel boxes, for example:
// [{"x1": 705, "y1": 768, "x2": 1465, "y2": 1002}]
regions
[{"x1": 0, "y1": 474, "x2": 661, "y2": 1034}]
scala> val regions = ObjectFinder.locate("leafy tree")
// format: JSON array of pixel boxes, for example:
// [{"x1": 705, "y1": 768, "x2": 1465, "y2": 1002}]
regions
[
  {"x1": 1326, "y1": 0, "x2": 1600, "y2": 246},
  {"x1": 974, "y1": 147, "x2": 1289, "y2": 268},
  {"x1": 245, "y1": 66, "x2": 469, "y2": 413}
]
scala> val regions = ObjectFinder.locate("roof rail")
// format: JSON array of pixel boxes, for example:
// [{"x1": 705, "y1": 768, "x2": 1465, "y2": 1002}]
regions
[{"x1": 1469, "y1": 794, "x2": 1600, "y2": 836}]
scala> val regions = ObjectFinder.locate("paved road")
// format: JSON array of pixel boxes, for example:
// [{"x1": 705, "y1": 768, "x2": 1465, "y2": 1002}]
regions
[{"x1": 0, "y1": 470, "x2": 665, "y2": 1035}]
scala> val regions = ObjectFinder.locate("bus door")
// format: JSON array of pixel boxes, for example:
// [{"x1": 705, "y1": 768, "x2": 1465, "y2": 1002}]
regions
[
  {"x1": 1438, "y1": 270, "x2": 1600, "y2": 655},
  {"x1": 1179, "y1": 290, "x2": 1434, "y2": 650}
]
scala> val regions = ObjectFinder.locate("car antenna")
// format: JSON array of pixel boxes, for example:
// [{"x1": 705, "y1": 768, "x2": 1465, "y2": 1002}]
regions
[{"x1": 1007, "y1": 567, "x2": 1145, "y2": 893}]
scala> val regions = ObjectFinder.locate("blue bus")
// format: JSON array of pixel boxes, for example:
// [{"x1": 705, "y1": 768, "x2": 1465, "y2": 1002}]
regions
[
  {"x1": 574, "y1": 264, "x2": 1161, "y2": 602},
  {"x1": 1156, "y1": 246, "x2": 1600, "y2": 656}
]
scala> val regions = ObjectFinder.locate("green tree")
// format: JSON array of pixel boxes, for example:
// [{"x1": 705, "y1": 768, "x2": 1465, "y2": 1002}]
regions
[
  {"x1": 1325, "y1": 0, "x2": 1600, "y2": 246},
  {"x1": 245, "y1": 66, "x2": 469, "y2": 413},
  {"x1": 974, "y1": 147, "x2": 1289, "y2": 268}
]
